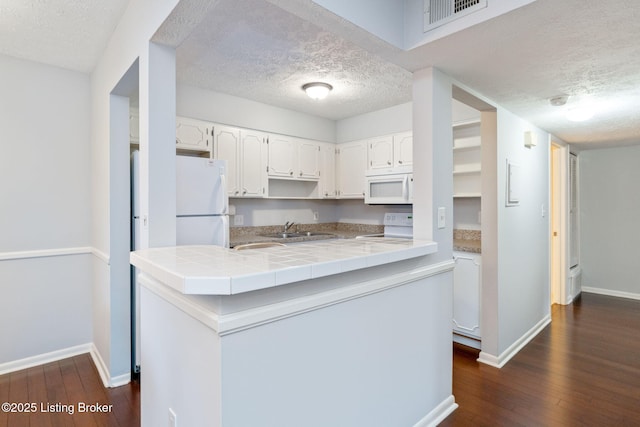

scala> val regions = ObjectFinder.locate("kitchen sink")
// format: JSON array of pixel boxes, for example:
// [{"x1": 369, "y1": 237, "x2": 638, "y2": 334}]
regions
[
  {"x1": 260, "y1": 232, "x2": 303, "y2": 238},
  {"x1": 259, "y1": 231, "x2": 336, "y2": 239}
]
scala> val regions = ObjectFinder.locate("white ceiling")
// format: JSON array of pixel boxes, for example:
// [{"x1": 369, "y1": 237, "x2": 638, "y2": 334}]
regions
[{"x1": 3, "y1": 0, "x2": 640, "y2": 149}]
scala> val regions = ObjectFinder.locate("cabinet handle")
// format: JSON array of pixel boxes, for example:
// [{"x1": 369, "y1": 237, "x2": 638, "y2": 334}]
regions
[
  {"x1": 242, "y1": 190, "x2": 247, "y2": 195},
  {"x1": 387, "y1": 161, "x2": 391, "y2": 165},
  {"x1": 290, "y1": 171, "x2": 293, "y2": 176},
  {"x1": 398, "y1": 160, "x2": 403, "y2": 164},
  {"x1": 299, "y1": 171, "x2": 303, "y2": 176},
  {"x1": 235, "y1": 190, "x2": 239, "y2": 195}
]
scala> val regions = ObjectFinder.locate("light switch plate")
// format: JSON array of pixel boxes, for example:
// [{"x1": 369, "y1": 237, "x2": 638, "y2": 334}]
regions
[
  {"x1": 234, "y1": 214, "x2": 244, "y2": 226},
  {"x1": 437, "y1": 207, "x2": 446, "y2": 229}
]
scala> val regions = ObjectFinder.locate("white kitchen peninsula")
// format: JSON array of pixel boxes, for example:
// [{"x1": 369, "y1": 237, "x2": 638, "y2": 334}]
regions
[{"x1": 130, "y1": 238, "x2": 457, "y2": 427}]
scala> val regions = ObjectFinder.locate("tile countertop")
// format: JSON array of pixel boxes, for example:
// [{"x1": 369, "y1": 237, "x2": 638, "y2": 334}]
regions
[{"x1": 130, "y1": 238, "x2": 438, "y2": 296}]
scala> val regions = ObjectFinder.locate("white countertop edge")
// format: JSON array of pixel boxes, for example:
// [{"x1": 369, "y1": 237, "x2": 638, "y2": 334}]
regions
[{"x1": 130, "y1": 240, "x2": 438, "y2": 296}]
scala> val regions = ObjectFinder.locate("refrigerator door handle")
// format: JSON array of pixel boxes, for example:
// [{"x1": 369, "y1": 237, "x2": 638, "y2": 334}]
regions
[
  {"x1": 221, "y1": 215, "x2": 230, "y2": 248},
  {"x1": 220, "y1": 173, "x2": 229, "y2": 214}
]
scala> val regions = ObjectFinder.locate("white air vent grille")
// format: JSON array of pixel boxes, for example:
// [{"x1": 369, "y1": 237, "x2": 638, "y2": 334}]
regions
[{"x1": 424, "y1": 0, "x2": 487, "y2": 32}]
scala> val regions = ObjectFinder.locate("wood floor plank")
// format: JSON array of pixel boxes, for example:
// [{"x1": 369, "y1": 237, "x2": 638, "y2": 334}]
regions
[{"x1": 441, "y1": 293, "x2": 640, "y2": 426}]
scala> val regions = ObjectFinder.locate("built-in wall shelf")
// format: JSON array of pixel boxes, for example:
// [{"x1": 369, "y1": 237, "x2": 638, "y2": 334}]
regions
[{"x1": 453, "y1": 119, "x2": 481, "y2": 198}]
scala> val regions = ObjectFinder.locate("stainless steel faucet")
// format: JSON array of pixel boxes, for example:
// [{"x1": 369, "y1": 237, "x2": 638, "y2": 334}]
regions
[{"x1": 283, "y1": 221, "x2": 295, "y2": 233}]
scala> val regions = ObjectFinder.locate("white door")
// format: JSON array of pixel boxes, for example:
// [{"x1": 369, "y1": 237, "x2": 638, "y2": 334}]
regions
[
  {"x1": 337, "y1": 141, "x2": 367, "y2": 198},
  {"x1": 298, "y1": 140, "x2": 321, "y2": 179},
  {"x1": 176, "y1": 117, "x2": 212, "y2": 152},
  {"x1": 268, "y1": 136, "x2": 297, "y2": 177},
  {"x1": 393, "y1": 132, "x2": 413, "y2": 168},
  {"x1": 368, "y1": 136, "x2": 394, "y2": 170}
]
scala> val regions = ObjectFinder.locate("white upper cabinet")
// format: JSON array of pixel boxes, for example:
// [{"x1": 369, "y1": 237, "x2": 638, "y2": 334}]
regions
[
  {"x1": 268, "y1": 135, "x2": 297, "y2": 178},
  {"x1": 297, "y1": 140, "x2": 321, "y2": 180},
  {"x1": 268, "y1": 136, "x2": 320, "y2": 181},
  {"x1": 176, "y1": 117, "x2": 212, "y2": 153},
  {"x1": 240, "y1": 129, "x2": 268, "y2": 197},
  {"x1": 319, "y1": 142, "x2": 336, "y2": 198},
  {"x1": 367, "y1": 132, "x2": 412, "y2": 171},
  {"x1": 368, "y1": 135, "x2": 394, "y2": 170},
  {"x1": 393, "y1": 131, "x2": 413, "y2": 168},
  {"x1": 214, "y1": 124, "x2": 267, "y2": 198},
  {"x1": 336, "y1": 140, "x2": 367, "y2": 198}
]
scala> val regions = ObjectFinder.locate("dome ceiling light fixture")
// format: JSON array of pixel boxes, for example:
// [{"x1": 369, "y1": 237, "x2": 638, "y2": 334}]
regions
[{"x1": 302, "y1": 82, "x2": 333, "y2": 100}]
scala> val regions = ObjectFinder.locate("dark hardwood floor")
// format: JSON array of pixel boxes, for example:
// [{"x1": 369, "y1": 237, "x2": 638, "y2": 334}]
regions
[
  {"x1": 441, "y1": 293, "x2": 640, "y2": 426},
  {"x1": 2, "y1": 293, "x2": 639, "y2": 426},
  {"x1": 0, "y1": 352, "x2": 139, "y2": 427}
]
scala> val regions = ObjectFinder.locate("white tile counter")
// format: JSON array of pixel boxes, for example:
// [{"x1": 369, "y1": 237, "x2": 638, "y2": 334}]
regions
[{"x1": 130, "y1": 237, "x2": 437, "y2": 295}]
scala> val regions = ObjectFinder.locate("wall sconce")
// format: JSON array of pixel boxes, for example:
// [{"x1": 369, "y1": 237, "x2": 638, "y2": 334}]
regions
[
  {"x1": 302, "y1": 82, "x2": 333, "y2": 100},
  {"x1": 524, "y1": 130, "x2": 537, "y2": 148}
]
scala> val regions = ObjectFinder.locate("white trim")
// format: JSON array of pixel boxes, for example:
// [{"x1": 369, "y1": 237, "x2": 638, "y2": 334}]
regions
[
  {"x1": 413, "y1": 395, "x2": 458, "y2": 427},
  {"x1": 0, "y1": 343, "x2": 92, "y2": 376},
  {"x1": 141, "y1": 260, "x2": 455, "y2": 336},
  {"x1": 477, "y1": 314, "x2": 551, "y2": 368},
  {"x1": 582, "y1": 287, "x2": 640, "y2": 301},
  {"x1": 452, "y1": 333, "x2": 481, "y2": 350},
  {"x1": 89, "y1": 344, "x2": 131, "y2": 388},
  {"x1": 0, "y1": 246, "x2": 92, "y2": 261},
  {"x1": 91, "y1": 247, "x2": 111, "y2": 265}
]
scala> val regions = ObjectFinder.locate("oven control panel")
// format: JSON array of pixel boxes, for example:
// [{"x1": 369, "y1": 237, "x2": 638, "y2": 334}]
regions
[{"x1": 383, "y1": 212, "x2": 413, "y2": 227}]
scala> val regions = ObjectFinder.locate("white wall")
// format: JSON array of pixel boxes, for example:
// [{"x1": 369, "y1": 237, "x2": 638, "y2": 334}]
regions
[
  {"x1": 491, "y1": 108, "x2": 550, "y2": 359},
  {"x1": 335, "y1": 102, "x2": 411, "y2": 143},
  {"x1": 90, "y1": 0, "x2": 183, "y2": 383},
  {"x1": 579, "y1": 145, "x2": 640, "y2": 297},
  {"x1": 177, "y1": 84, "x2": 336, "y2": 142},
  {"x1": 0, "y1": 54, "x2": 92, "y2": 366}
]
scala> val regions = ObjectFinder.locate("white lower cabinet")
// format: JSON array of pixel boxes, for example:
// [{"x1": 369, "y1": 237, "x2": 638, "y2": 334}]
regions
[{"x1": 453, "y1": 251, "x2": 481, "y2": 342}]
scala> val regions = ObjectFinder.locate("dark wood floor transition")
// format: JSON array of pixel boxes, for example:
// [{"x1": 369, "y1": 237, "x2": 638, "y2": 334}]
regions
[
  {"x1": 441, "y1": 293, "x2": 640, "y2": 426},
  {"x1": 2, "y1": 293, "x2": 639, "y2": 426}
]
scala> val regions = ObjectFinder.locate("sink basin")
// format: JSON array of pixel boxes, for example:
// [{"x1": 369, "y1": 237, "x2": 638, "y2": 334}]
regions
[
  {"x1": 260, "y1": 232, "x2": 302, "y2": 239},
  {"x1": 234, "y1": 242, "x2": 286, "y2": 250},
  {"x1": 298, "y1": 231, "x2": 334, "y2": 237}
]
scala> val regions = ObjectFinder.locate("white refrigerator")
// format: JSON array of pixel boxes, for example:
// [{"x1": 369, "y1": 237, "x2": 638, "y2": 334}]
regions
[{"x1": 130, "y1": 151, "x2": 229, "y2": 375}]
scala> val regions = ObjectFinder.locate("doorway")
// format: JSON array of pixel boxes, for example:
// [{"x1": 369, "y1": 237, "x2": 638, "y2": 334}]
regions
[{"x1": 550, "y1": 142, "x2": 568, "y2": 305}]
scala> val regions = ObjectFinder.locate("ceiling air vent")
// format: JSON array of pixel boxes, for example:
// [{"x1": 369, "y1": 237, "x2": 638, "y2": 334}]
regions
[{"x1": 424, "y1": 0, "x2": 487, "y2": 32}]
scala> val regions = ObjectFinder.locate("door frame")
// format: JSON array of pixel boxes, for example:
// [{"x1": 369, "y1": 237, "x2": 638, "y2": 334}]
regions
[{"x1": 550, "y1": 140, "x2": 569, "y2": 305}]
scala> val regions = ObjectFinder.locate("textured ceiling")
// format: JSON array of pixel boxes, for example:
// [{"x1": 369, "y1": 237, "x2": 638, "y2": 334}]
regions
[
  {"x1": 0, "y1": 0, "x2": 129, "y2": 73},
  {"x1": 173, "y1": 0, "x2": 412, "y2": 121},
  {"x1": 3, "y1": 0, "x2": 640, "y2": 148}
]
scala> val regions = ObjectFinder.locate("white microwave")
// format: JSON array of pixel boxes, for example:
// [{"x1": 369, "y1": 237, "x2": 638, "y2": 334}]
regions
[{"x1": 365, "y1": 171, "x2": 413, "y2": 204}]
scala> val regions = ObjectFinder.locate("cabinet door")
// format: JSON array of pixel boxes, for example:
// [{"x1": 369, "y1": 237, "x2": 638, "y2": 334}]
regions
[
  {"x1": 176, "y1": 117, "x2": 212, "y2": 153},
  {"x1": 452, "y1": 252, "x2": 481, "y2": 339},
  {"x1": 214, "y1": 125, "x2": 240, "y2": 197},
  {"x1": 298, "y1": 140, "x2": 321, "y2": 179},
  {"x1": 319, "y1": 143, "x2": 336, "y2": 198},
  {"x1": 368, "y1": 135, "x2": 394, "y2": 170},
  {"x1": 393, "y1": 132, "x2": 412, "y2": 168},
  {"x1": 240, "y1": 131, "x2": 267, "y2": 197},
  {"x1": 268, "y1": 136, "x2": 297, "y2": 178},
  {"x1": 337, "y1": 140, "x2": 367, "y2": 198}
]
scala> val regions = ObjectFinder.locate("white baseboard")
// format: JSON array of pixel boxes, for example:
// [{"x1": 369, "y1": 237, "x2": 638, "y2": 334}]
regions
[
  {"x1": 413, "y1": 395, "x2": 458, "y2": 427},
  {"x1": 478, "y1": 314, "x2": 551, "y2": 368},
  {"x1": 89, "y1": 344, "x2": 131, "y2": 388},
  {"x1": 453, "y1": 333, "x2": 481, "y2": 350},
  {"x1": 0, "y1": 343, "x2": 92, "y2": 376},
  {"x1": 0, "y1": 343, "x2": 130, "y2": 389},
  {"x1": 582, "y1": 287, "x2": 640, "y2": 301}
]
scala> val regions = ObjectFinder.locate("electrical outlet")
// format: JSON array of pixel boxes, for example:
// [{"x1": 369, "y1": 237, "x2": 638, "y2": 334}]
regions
[
  {"x1": 313, "y1": 211, "x2": 319, "y2": 221},
  {"x1": 234, "y1": 214, "x2": 244, "y2": 226},
  {"x1": 169, "y1": 408, "x2": 177, "y2": 427}
]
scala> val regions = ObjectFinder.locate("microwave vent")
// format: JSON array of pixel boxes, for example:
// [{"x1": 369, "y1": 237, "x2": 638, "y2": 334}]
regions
[{"x1": 424, "y1": 0, "x2": 487, "y2": 31}]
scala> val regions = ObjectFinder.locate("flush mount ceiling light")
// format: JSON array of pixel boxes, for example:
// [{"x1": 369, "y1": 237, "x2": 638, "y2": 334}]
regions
[{"x1": 302, "y1": 82, "x2": 333, "y2": 100}]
